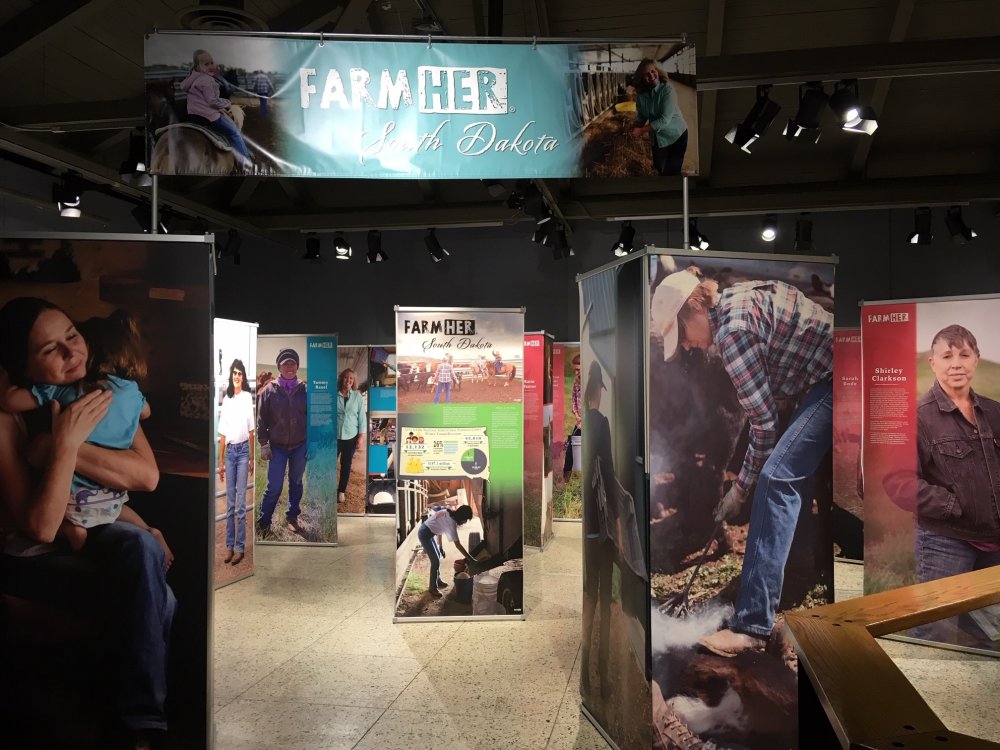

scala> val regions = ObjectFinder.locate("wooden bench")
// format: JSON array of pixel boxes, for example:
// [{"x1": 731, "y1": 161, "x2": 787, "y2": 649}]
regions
[{"x1": 785, "y1": 566, "x2": 1000, "y2": 749}]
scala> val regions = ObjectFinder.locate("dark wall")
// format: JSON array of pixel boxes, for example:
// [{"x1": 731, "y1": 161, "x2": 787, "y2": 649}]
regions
[{"x1": 2, "y1": 156, "x2": 998, "y2": 339}]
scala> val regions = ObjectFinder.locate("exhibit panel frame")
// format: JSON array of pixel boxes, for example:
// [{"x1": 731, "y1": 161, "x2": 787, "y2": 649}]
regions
[
  {"x1": 213, "y1": 317, "x2": 259, "y2": 588},
  {"x1": 579, "y1": 247, "x2": 839, "y2": 750},
  {"x1": 524, "y1": 330, "x2": 555, "y2": 550},
  {"x1": 552, "y1": 340, "x2": 583, "y2": 523},
  {"x1": 0, "y1": 231, "x2": 216, "y2": 749},
  {"x1": 861, "y1": 294, "x2": 1000, "y2": 658},
  {"x1": 254, "y1": 332, "x2": 339, "y2": 546},
  {"x1": 393, "y1": 305, "x2": 525, "y2": 622}
]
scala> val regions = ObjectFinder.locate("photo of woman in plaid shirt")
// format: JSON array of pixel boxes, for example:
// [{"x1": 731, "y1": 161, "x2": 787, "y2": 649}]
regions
[{"x1": 651, "y1": 266, "x2": 833, "y2": 657}]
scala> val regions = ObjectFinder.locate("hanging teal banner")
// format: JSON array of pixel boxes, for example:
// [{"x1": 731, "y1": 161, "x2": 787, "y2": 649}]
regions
[{"x1": 145, "y1": 33, "x2": 697, "y2": 179}]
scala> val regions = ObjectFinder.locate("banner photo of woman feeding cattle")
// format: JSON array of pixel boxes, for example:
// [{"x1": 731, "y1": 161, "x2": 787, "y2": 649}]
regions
[
  {"x1": 647, "y1": 251, "x2": 835, "y2": 750},
  {"x1": 394, "y1": 307, "x2": 524, "y2": 619},
  {"x1": 144, "y1": 32, "x2": 697, "y2": 179},
  {"x1": 0, "y1": 233, "x2": 214, "y2": 750},
  {"x1": 254, "y1": 333, "x2": 339, "y2": 545},
  {"x1": 862, "y1": 296, "x2": 1000, "y2": 655}
]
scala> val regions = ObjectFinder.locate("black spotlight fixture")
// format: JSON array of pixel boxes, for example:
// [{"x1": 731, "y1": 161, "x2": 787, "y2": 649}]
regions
[
  {"x1": 793, "y1": 214, "x2": 814, "y2": 253},
  {"x1": 303, "y1": 233, "x2": 322, "y2": 262},
  {"x1": 829, "y1": 80, "x2": 861, "y2": 124},
  {"x1": 333, "y1": 232, "x2": 352, "y2": 261},
  {"x1": 761, "y1": 214, "x2": 778, "y2": 242},
  {"x1": 907, "y1": 207, "x2": 934, "y2": 245},
  {"x1": 724, "y1": 85, "x2": 781, "y2": 153},
  {"x1": 523, "y1": 189, "x2": 552, "y2": 225},
  {"x1": 945, "y1": 205, "x2": 977, "y2": 245},
  {"x1": 688, "y1": 219, "x2": 710, "y2": 251},
  {"x1": 366, "y1": 230, "x2": 388, "y2": 262},
  {"x1": 550, "y1": 224, "x2": 573, "y2": 260},
  {"x1": 783, "y1": 82, "x2": 827, "y2": 143},
  {"x1": 506, "y1": 179, "x2": 531, "y2": 209},
  {"x1": 425, "y1": 228, "x2": 449, "y2": 262},
  {"x1": 612, "y1": 221, "x2": 635, "y2": 257},
  {"x1": 53, "y1": 177, "x2": 83, "y2": 218},
  {"x1": 118, "y1": 131, "x2": 152, "y2": 187}
]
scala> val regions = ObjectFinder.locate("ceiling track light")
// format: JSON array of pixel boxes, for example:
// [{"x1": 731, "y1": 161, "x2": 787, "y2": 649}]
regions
[
  {"x1": 367, "y1": 229, "x2": 388, "y2": 262},
  {"x1": 549, "y1": 224, "x2": 573, "y2": 260},
  {"x1": 119, "y1": 131, "x2": 151, "y2": 187},
  {"x1": 829, "y1": 80, "x2": 861, "y2": 124},
  {"x1": 688, "y1": 219, "x2": 710, "y2": 251},
  {"x1": 783, "y1": 82, "x2": 827, "y2": 144},
  {"x1": 303, "y1": 233, "x2": 322, "y2": 262},
  {"x1": 793, "y1": 215, "x2": 814, "y2": 253},
  {"x1": 333, "y1": 231, "x2": 352, "y2": 260},
  {"x1": 425, "y1": 228, "x2": 449, "y2": 263},
  {"x1": 945, "y1": 205, "x2": 977, "y2": 245},
  {"x1": 761, "y1": 214, "x2": 778, "y2": 242},
  {"x1": 53, "y1": 175, "x2": 83, "y2": 218},
  {"x1": 724, "y1": 84, "x2": 781, "y2": 154},
  {"x1": 907, "y1": 207, "x2": 934, "y2": 246},
  {"x1": 612, "y1": 221, "x2": 635, "y2": 257}
]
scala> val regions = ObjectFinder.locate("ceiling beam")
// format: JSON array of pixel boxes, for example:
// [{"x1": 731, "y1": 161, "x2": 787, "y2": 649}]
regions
[
  {"x1": 0, "y1": 98, "x2": 145, "y2": 132},
  {"x1": 698, "y1": 0, "x2": 726, "y2": 183},
  {"x1": 849, "y1": 0, "x2": 914, "y2": 178},
  {"x1": 229, "y1": 178, "x2": 263, "y2": 209},
  {"x1": 331, "y1": 0, "x2": 376, "y2": 33},
  {"x1": 0, "y1": 0, "x2": 117, "y2": 67},
  {"x1": 698, "y1": 36, "x2": 1000, "y2": 91},
  {"x1": 523, "y1": 0, "x2": 551, "y2": 36},
  {"x1": 0, "y1": 128, "x2": 278, "y2": 242}
]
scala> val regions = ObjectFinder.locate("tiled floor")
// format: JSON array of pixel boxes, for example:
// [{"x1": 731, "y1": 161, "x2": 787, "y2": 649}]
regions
[{"x1": 213, "y1": 518, "x2": 1000, "y2": 749}]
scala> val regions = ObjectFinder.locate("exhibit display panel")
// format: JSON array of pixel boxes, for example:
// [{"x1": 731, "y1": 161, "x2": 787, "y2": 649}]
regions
[
  {"x1": 0, "y1": 232, "x2": 214, "y2": 749},
  {"x1": 524, "y1": 331, "x2": 555, "y2": 549},
  {"x1": 833, "y1": 327, "x2": 864, "y2": 561},
  {"x1": 862, "y1": 296, "x2": 1000, "y2": 656},
  {"x1": 394, "y1": 307, "x2": 524, "y2": 620},
  {"x1": 367, "y1": 345, "x2": 398, "y2": 516},
  {"x1": 144, "y1": 32, "x2": 697, "y2": 179},
  {"x1": 553, "y1": 341, "x2": 583, "y2": 520},
  {"x1": 254, "y1": 333, "x2": 339, "y2": 545},
  {"x1": 213, "y1": 317, "x2": 259, "y2": 587},
  {"x1": 579, "y1": 248, "x2": 836, "y2": 750},
  {"x1": 336, "y1": 345, "x2": 370, "y2": 515}
]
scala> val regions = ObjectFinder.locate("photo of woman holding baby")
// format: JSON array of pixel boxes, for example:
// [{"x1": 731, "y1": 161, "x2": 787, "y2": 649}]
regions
[{"x1": 0, "y1": 235, "x2": 213, "y2": 750}]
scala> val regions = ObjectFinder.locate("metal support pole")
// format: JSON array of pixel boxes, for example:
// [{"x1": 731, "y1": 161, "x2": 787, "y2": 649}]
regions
[
  {"x1": 682, "y1": 176, "x2": 689, "y2": 249},
  {"x1": 151, "y1": 175, "x2": 159, "y2": 234}
]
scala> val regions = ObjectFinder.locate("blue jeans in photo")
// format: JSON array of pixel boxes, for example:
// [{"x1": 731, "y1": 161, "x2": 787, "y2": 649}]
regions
[
  {"x1": 1, "y1": 521, "x2": 176, "y2": 730},
  {"x1": 210, "y1": 114, "x2": 251, "y2": 161},
  {"x1": 258, "y1": 442, "x2": 307, "y2": 528},
  {"x1": 913, "y1": 526, "x2": 1000, "y2": 641},
  {"x1": 433, "y1": 380, "x2": 451, "y2": 403},
  {"x1": 730, "y1": 379, "x2": 833, "y2": 637},
  {"x1": 225, "y1": 440, "x2": 249, "y2": 552},
  {"x1": 418, "y1": 522, "x2": 444, "y2": 591}
]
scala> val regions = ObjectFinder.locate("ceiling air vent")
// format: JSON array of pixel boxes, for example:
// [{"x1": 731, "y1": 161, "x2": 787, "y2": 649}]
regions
[{"x1": 175, "y1": 3, "x2": 269, "y2": 32}]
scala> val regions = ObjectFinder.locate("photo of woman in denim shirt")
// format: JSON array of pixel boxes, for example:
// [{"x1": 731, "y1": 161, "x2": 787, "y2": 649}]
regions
[{"x1": 915, "y1": 324, "x2": 1000, "y2": 585}]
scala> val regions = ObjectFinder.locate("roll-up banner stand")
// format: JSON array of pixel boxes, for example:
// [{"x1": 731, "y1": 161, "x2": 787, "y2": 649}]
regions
[
  {"x1": 254, "y1": 333, "x2": 339, "y2": 545},
  {"x1": 833, "y1": 327, "x2": 864, "y2": 562},
  {"x1": 336, "y1": 345, "x2": 370, "y2": 516},
  {"x1": 214, "y1": 317, "x2": 259, "y2": 587},
  {"x1": 0, "y1": 233, "x2": 214, "y2": 749},
  {"x1": 861, "y1": 295, "x2": 1000, "y2": 657},
  {"x1": 553, "y1": 341, "x2": 582, "y2": 521},
  {"x1": 394, "y1": 307, "x2": 524, "y2": 621},
  {"x1": 524, "y1": 331, "x2": 555, "y2": 550},
  {"x1": 579, "y1": 247, "x2": 837, "y2": 750},
  {"x1": 367, "y1": 345, "x2": 398, "y2": 516},
  {"x1": 144, "y1": 33, "x2": 697, "y2": 180}
]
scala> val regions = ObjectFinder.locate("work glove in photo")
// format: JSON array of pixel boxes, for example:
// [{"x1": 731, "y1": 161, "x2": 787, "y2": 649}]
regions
[{"x1": 714, "y1": 484, "x2": 747, "y2": 522}]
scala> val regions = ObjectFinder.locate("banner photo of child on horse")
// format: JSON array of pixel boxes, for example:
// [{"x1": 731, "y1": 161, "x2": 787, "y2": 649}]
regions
[{"x1": 144, "y1": 33, "x2": 698, "y2": 179}]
